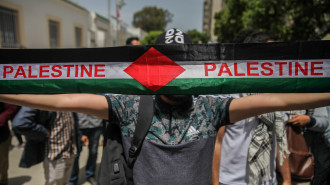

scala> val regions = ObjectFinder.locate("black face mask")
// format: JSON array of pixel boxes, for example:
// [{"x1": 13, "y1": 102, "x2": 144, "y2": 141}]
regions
[
  {"x1": 155, "y1": 95, "x2": 193, "y2": 114},
  {"x1": 163, "y1": 95, "x2": 191, "y2": 102}
]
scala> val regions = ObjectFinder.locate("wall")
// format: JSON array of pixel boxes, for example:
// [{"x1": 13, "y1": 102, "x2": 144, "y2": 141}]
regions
[{"x1": 1, "y1": 0, "x2": 89, "y2": 48}]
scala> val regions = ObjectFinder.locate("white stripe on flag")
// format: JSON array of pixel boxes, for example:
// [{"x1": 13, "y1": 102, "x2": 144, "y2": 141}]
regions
[{"x1": 1, "y1": 59, "x2": 329, "y2": 80}]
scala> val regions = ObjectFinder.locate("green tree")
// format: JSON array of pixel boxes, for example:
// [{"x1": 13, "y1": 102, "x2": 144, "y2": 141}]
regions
[
  {"x1": 214, "y1": 0, "x2": 330, "y2": 42},
  {"x1": 133, "y1": 6, "x2": 173, "y2": 32},
  {"x1": 140, "y1": 30, "x2": 163, "y2": 45},
  {"x1": 186, "y1": 29, "x2": 211, "y2": 43},
  {"x1": 214, "y1": 0, "x2": 246, "y2": 42}
]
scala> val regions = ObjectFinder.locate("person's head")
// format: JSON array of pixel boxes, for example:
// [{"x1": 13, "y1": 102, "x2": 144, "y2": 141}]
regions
[
  {"x1": 126, "y1": 37, "x2": 140, "y2": 46},
  {"x1": 233, "y1": 29, "x2": 278, "y2": 43},
  {"x1": 154, "y1": 28, "x2": 193, "y2": 108}
]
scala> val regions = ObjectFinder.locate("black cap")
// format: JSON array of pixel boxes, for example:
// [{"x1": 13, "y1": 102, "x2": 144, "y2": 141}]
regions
[{"x1": 155, "y1": 28, "x2": 192, "y2": 44}]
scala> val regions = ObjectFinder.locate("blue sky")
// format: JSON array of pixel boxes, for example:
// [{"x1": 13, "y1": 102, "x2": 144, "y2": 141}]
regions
[{"x1": 71, "y1": 0, "x2": 204, "y2": 32}]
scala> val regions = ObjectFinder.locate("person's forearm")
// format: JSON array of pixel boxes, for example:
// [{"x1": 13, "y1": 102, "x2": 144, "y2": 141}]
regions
[
  {"x1": 272, "y1": 93, "x2": 330, "y2": 111},
  {"x1": 0, "y1": 94, "x2": 109, "y2": 120},
  {"x1": 0, "y1": 94, "x2": 72, "y2": 112},
  {"x1": 212, "y1": 126, "x2": 226, "y2": 185},
  {"x1": 230, "y1": 93, "x2": 330, "y2": 123}
]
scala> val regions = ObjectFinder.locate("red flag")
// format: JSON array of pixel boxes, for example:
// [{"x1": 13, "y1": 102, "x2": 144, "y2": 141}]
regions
[{"x1": 117, "y1": 8, "x2": 120, "y2": 19}]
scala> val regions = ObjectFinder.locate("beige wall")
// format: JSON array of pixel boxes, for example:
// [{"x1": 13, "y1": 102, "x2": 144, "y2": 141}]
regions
[{"x1": 1, "y1": 0, "x2": 89, "y2": 48}]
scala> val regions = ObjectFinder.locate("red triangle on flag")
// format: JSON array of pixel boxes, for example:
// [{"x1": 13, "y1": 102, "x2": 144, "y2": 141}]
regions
[{"x1": 124, "y1": 47, "x2": 185, "y2": 92}]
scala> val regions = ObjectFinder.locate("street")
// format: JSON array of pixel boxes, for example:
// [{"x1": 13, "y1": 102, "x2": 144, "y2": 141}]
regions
[{"x1": 8, "y1": 137, "x2": 103, "y2": 185}]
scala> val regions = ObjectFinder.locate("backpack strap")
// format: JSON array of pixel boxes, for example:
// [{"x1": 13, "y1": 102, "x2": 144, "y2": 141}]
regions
[{"x1": 127, "y1": 95, "x2": 154, "y2": 167}]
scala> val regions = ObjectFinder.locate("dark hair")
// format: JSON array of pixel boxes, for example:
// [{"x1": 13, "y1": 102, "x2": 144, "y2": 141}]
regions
[
  {"x1": 232, "y1": 29, "x2": 257, "y2": 43},
  {"x1": 126, "y1": 37, "x2": 140, "y2": 45},
  {"x1": 233, "y1": 29, "x2": 278, "y2": 43}
]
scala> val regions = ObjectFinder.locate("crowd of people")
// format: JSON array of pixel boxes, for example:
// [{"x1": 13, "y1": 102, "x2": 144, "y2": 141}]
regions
[{"x1": 0, "y1": 30, "x2": 330, "y2": 185}]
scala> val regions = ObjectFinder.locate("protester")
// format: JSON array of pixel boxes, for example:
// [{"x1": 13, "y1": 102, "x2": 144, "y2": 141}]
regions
[
  {"x1": 1, "y1": 29, "x2": 330, "y2": 184},
  {"x1": 0, "y1": 103, "x2": 18, "y2": 185},
  {"x1": 213, "y1": 94, "x2": 291, "y2": 185},
  {"x1": 126, "y1": 37, "x2": 140, "y2": 45},
  {"x1": 11, "y1": 128, "x2": 25, "y2": 149},
  {"x1": 12, "y1": 107, "x2": 88, "y2": 185},
  {"x1": 284, "y1": 107, "x2": 328, "y2": 184},
  {"x1": 69, "y1": 113, "x2": 104, "y2": 185},
  {"x1": 11, "y1": 105, "x2": 25, "y2": 149},
  {"x1": 212, "y1": 30, "x2": 290, "y2": 185},
  {"x1": 325, "y1": 106, "x2": 330, "y2": 184}
]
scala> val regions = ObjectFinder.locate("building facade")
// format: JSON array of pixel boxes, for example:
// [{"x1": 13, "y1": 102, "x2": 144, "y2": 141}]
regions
[
  {"x1": 202, "y1": 0, "x2": 225, "y2": 42},
  {"x1": 0, "y1": 0, "x2": 90, "y2": 48},
  {"x1": 0, "y1": 0, "x2": 145, "y2": 48}
]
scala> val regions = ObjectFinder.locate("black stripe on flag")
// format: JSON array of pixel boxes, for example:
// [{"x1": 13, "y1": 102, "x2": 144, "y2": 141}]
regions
[{"x1": 1, "y1": 40, "x2": 329, "y2": 64}]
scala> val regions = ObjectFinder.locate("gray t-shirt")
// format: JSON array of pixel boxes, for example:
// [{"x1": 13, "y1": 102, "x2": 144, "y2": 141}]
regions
[
  {"x1": 219, "y1": 118, "x2": 277, "y2": 185},
  {"x1": 77, "y1": 113, "x2": 103, "y2": 129},
  {"x1": 107, "y1": 95, "x2": 232, "y2": 185}
]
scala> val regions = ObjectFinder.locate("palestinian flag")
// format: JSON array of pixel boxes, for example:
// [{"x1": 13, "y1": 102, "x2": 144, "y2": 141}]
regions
[{"x1": 0, "y1": 40, "x2": 329, "y2": 94}]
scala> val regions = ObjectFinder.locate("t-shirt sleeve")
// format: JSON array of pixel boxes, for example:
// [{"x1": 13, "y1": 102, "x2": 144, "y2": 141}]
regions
[
  {"x1": 104, "y1": 95, "x2": 113, "y2": 121},
  {"x1": 213, "y1": 97, "x2": 234, "y2": 130},
  {"x1": 224, "y1": 98, "x2": 233, "y2": 125},
  {"x1": 104, "y1": 94, "x2": 139, "y2": 127}
]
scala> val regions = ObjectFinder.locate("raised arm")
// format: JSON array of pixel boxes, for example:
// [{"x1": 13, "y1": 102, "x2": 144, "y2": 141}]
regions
[
  {"x1": 0, "y1": 94, "x2": 109, "y2": 120},
  {"x1": 229, "y1": 93, "x2": 330, "y2": 123}
]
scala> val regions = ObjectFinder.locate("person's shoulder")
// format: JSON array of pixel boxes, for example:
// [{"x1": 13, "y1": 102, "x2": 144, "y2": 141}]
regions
[
  {"x1": 105, "y1": 94, "x2": 139, "y2": 100},
  {"x1": 105, "y1": 94, "x2": 140, "y2": 107},
  {"x1": 196, "y1": 95, "x2": 234, "y2": 102}
]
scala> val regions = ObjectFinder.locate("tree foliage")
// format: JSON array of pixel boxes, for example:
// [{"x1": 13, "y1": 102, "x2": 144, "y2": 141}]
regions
[
  {"x1": 140, "y1": 30, "x2": 163, "y2": 45},
  {"x1": 186, "y1": 29, "x2": 211, "y2": 43},
  {"x1": 214, "y1": 0, "x2": 330, "y2": 42},
  {"x1": 133, "y1": 6, "x2": 173, "y2": 32}
]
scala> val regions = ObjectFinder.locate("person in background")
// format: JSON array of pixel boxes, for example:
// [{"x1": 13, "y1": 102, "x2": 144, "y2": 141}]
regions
[
  {"x1": 1, "y1": 29, "x2": 330, "y2": 184},
  {"x1": 10, "y1": 105, "x2": 25, "y2": 149},
  {"x1": 284, "y1": 107, "x2": 328, "y2": 185},
  {"x1": 126, "y1": 37, "x2": 141, "y2": 46},
  {"x1": 212, "y1": 30, "x2": 291, "y2": 185},
  {"x1": 11, "y1": 127, "x2": 25, "y2": 149},
  {"x1": 325, "y1": 106, "x2": 330, "y2": 184},
  {"x1": 12, "y1": 107, "x2": 88, "y2": 185},
  {"x1": 69, "y1": 113, "x2": 104, "y2": 185},
  {"x1": 0, "y1": 103, "x2": 19, "y2": 185}
]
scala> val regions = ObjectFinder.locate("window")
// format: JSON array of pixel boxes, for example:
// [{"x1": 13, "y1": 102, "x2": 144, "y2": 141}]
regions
[
  {"x1": 0, "y1": 6, "x2": 20, "y2": 48},
  {"x1": 75, "y1": 27, "x2": 82, "y2": 48},
  {"x1": 49, "y1": 20, "x2": 60, "y2": 48}
]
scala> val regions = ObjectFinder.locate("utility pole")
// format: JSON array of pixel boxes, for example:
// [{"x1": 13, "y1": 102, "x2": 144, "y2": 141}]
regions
[
  {"x1": 108, "y1": 0, "x2": 112, "y2": 46},
  {"x1": 116, "y1": 0, "x2": 124, "y2": 46}
]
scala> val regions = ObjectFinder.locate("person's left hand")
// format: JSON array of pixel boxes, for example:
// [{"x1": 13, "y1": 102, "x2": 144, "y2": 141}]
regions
[
  {"x1": 81, "y1": 135, "x2": 89, "y2": 146},
  {"x1": 287, "y1": 114, "x2": 310, "y2": 127}
]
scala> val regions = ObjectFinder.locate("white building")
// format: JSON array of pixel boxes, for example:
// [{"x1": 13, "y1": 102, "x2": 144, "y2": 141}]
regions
[
  {"x1": 89, "y1": 12, "x2": 116, "y2": 47},
  {"x1": 0, "y1": 0, "x2": 90, "y2": 48},
  {"x1": 0, "y1": 0, "x2": 146, "y2": 48}
]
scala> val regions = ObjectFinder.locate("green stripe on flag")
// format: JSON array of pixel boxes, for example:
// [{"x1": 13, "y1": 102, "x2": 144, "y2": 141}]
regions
[{"x1": 1, "y1": 78, "x2": 329, "y2": 94}]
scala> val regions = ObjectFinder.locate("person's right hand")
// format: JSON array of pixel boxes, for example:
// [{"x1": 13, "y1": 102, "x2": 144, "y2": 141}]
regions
[{"x1": 287, "y1": 114, "x2": 311, "y2": 127}]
